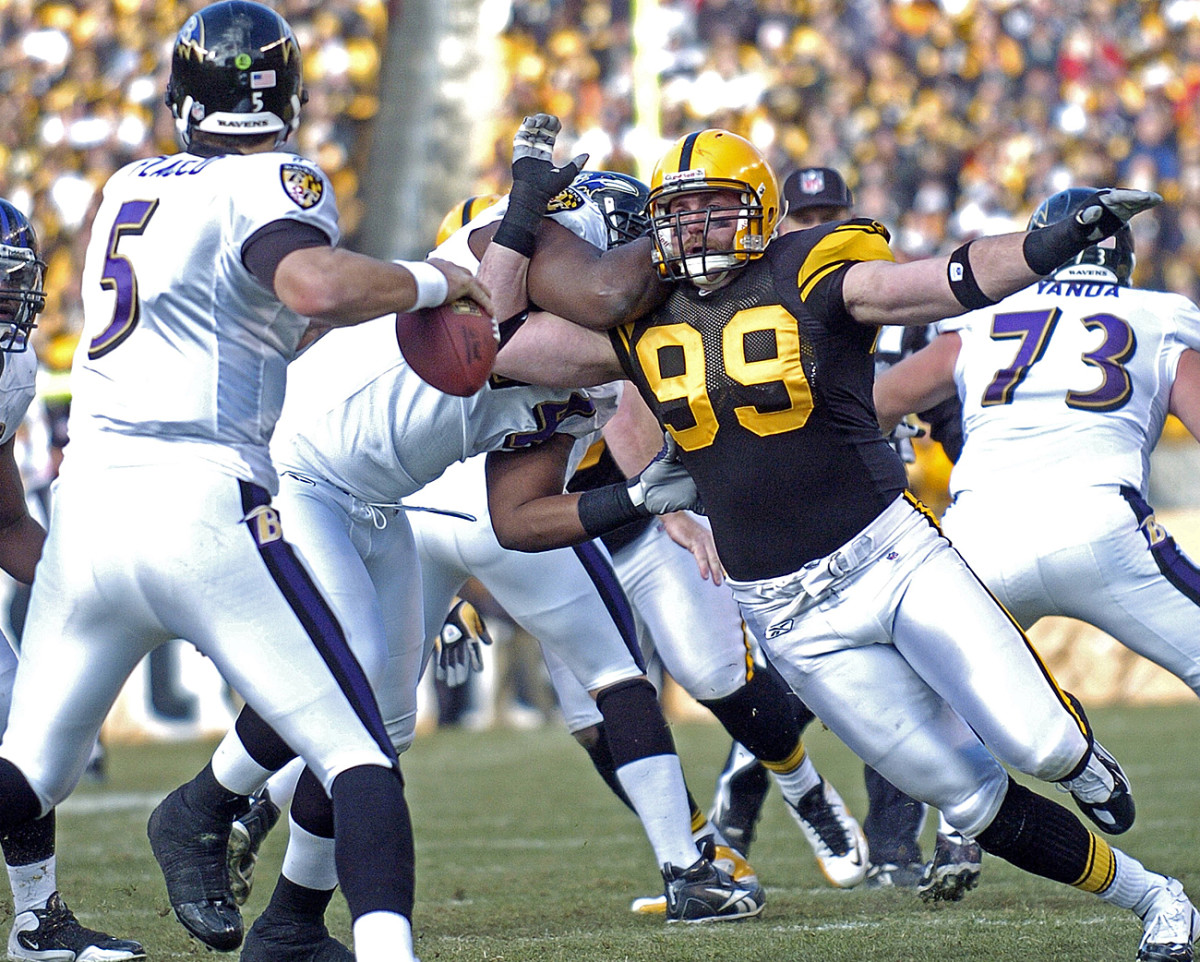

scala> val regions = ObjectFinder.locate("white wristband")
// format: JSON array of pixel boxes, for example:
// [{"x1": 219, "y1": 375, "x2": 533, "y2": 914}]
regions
[{"x1": 394, "y1": 259, "x2": 450, "y2": 311}]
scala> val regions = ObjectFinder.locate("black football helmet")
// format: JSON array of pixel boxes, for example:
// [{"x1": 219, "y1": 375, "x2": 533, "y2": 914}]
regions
[
  {"x1": 166, "y1": 0, "x2": 306, "y2": 150},
  {"x1": 0, "y1": 200, "x2": 44, "y2": 353},
  {"x1": 1028, "y1": 187, "x2": 1135, "y2": 286},
  {"x1": 569, "y1": 171, "x2": 651, "y2": 249}
]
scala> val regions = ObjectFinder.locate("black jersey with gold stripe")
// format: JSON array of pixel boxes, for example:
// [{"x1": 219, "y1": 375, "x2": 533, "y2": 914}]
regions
[{"x1": 606, "y1": 218, "x2": 908, "y2": 581}]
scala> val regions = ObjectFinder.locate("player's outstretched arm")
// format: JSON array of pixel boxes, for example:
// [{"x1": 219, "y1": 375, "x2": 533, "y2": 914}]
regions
[
  {"x1": 845, "y1": 189, "x2": 1162, "y2": 327},
  {"x1": 487, "y1": 429, "x2": 701, "y2": 553},
  {"x1": 274, "y1": 247, "x2": 492, "y2": 327},
  {"x1": 873, "y1": 332, "x2": 962, "y2": 434}
]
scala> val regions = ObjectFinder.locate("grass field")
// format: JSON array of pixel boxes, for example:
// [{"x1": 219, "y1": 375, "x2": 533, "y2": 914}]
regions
[{"x1": 52, "y1": 703, "x2": 1200, "y2": 961}]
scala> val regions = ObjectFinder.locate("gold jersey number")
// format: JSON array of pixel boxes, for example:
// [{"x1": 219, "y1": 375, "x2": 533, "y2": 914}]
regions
[{"x1": 634, "y1": 305, "x2": 814, "y2": 451}]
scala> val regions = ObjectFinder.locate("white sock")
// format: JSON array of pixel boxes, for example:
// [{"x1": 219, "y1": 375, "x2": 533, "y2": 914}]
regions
[
  {"x1": 263, "y1": 758, "x2": 305, "y2": 810},
  {"x1": 768, "y1": 748, "x2": 822, "y2": 806},
  {"x1": 211, "y1": 731, "x2": 274, "y2": 797},
  {"x1": 616, "y1": 755, "x2": 700, "y2": 871},
  {"x1": 281, "y1": 819, "x2": 339, "y2": 892},
  {"x1": 353, "y1": 910, "x2": 416, "y2": 962},
  {"x1": 1100, "y1": 848, "x2": 1161, "y2": 913},
  {"x1": 8, "y1": 856, "x2": 56, "y2": 914}
]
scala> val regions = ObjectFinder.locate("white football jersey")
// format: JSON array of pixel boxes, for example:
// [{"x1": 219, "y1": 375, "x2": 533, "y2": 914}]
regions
[
  {"x1": 276, "y1": 319, "x2": 618, "y2": 504},
  {"x1": 67, "y1": 150, "x2": 339, "y2": 492},
  {"x1": 0, "y1": 350, "x2": 37, "y2": 446},
  {"x1": 939, "y1": 280, "x2": 1200, "y2": 500},
  {"x1": 274, "y1": 181, "x2": 616, "y2": 504}
]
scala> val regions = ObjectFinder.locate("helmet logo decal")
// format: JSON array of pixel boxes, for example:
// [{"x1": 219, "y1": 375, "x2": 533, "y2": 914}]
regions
[
  {"x1": 280, "y1": 163, "x2": 324, "y2": 209},
  {"x1": 546, "y1": 187, "x2": 585, "y2": 213},
  {"x1": 663, "y1": 169, "x2": 705, "y2": 186},
  {"x1": 235, "y1": 52, "x2": 253, "y2": 69},
  {"x1": 251, "y1": 69, "x2": 277, "y2": 89}
]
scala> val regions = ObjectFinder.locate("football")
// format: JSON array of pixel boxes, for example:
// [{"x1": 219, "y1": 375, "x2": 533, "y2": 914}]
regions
[{"x1": 395, "y1": 298, "x2": 497, "y2": 397}]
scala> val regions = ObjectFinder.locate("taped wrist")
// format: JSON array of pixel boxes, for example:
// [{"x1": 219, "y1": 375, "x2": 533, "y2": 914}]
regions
[
  {"x1": 392, "y1": 259, "x2": 449, "y2": 310},
  {"x1": 577, "y1": 482, "x2": 650, "y2": 538},
  {"x1": 947, "y1": 242, "x2": 997, "y2": 310},
  {"x1": 1023, "y1": 216, "x2": 1092, "y2": 276},
  {"x1": 492, "y1": 178, "x2": 549, "y2": 258}
]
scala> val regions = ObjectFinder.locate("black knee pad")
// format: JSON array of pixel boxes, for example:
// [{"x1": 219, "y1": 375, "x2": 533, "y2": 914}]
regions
[
  {"x1": 234, "y1": 705, "x2": 299, "y2": 772},
  {"x1": 700, "y1": 670, "x2": 801, "y2": 765},
  {"x1": 595, "y1": 678, "x2": 674, "y2": 769},
  {"x1": 290, "y1": 766, "x2": 334, "y2": 839}
]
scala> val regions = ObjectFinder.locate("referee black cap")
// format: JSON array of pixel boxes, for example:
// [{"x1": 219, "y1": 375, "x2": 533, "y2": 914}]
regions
[{"x1": 782, "y1": 167, "x2": 853, "y2": 211}]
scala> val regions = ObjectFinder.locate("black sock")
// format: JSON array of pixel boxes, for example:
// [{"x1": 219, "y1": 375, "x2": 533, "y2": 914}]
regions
[{"x1": 0, "y1": 808, "x2": 54, "y2": 866}]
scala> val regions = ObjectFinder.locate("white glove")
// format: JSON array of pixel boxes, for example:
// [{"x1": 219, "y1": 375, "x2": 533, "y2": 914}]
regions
[
  {"x1": 627, "y1": 434, "x2": 703, "y2": 515},
  {"x1": 435, "y1": 598, "x2": 493, "y2": 688}
]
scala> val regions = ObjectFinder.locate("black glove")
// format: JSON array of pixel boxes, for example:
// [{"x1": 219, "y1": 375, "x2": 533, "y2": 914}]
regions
[
  {"x1": 435, "y1": 598, "x2": 493, "y2": 688},
  {"x1": 1024, "y1": 188, "x2": 1162, "y2": 275},
  {"x1": 493, "y1": 113, "x2": 589, "y2": 258}
]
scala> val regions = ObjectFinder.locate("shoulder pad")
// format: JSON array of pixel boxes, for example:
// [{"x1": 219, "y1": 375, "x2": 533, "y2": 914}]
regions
[{"x1": 795, "y1": 219, "x2": 894, "y2": 301}]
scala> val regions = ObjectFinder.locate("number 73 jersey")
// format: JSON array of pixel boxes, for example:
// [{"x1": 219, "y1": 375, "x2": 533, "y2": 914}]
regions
[
  {"x1": 939, "y1": 279, "x2": 1200, "y2": 502},
  {"x1": 606, "y1": 220, "x2": 909, "y2": 582}
]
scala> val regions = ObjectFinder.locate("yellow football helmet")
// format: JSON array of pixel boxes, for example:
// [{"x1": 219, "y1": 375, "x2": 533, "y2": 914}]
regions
[
  {"x1": 648, "y1": 130, "x2": 782, "y2": 284},
  {"x1": 435, "y1": 193, "x2": 504, "y2": 247}
]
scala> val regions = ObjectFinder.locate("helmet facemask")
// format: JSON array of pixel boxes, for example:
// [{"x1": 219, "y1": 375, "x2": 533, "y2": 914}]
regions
[
  {"x1": 0, "y1": 244, "x2": 44, "y2": 353},
  {"x1": 650, "y1": 185, "x2": 766, "y2": 286}
]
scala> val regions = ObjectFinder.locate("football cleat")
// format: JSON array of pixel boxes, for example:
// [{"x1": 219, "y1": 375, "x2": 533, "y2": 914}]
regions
[
  {"x1": 708, "y1": 742, "x2": 770, "y2": 857},
  {"x1": 147, "y1": 787, "x2": 243, "y2": 951},
  {"x1": 917, "y1": 831, "x2": 982, "y2": 903},
  {"x1": 7, "y1": 892, "x2": 145, "y2": 962},
  {"x1": 240, "y1": 907, "x2": 353, "y2": 962},
  {"x1": 227, "y1": 791, "x2": 281, "y2": 906},
  {"x1": 661, "y1": 846, "x2": 765, "y2": 924},
  {"x1": 1136, "y1": 877, "x2": 1200, "y2": 962},
  {"x1": 786, "y1": 778, "x2": 869, "y2": 888},
  {"x1": 631, "y1": 844, "x2": 758, "y2": 915},
  {"x1": 864, "y1": 861, "x2": 925, "y2": 890},
  {"x1": 1057, "y1": 740, "x2": 1135, "y2": 835}
]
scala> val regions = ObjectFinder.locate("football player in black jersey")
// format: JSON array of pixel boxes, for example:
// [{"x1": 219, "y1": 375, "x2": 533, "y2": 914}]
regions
[
  {"x1": 484, "y1": 114, "x2": 1200, "y2": 959},
  {"x1": 705, "y1": 165, "x2": 935, "y2": 891}
]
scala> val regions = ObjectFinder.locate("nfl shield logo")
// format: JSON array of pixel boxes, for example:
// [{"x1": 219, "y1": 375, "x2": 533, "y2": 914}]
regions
[
  {"x1": 280, "y1": 163, "x2": 324, "y2": 209},
  {"x1": 799, "y1": 169, "x2": 825, "y2": 195}
]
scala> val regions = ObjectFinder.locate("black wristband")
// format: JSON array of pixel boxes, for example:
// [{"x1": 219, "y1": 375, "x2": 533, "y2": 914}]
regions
[
  {"x1": 492, "y1": 177, "x2": 555, "y2": 258},
  {"x1": 577, "y1": 483, "x2": 649, "y2": 538},
  {"x1": 947, "y1": 242, "x2": 997, "y2": 311},
  {"x1": 1023, "y1": 213, "x2": 1092, "y2": 276}
]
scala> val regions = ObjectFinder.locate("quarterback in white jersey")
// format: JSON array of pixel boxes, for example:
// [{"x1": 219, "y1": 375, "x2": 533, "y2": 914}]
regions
[
  {"x1": 0, "y1": 199, "x2": 146, "y2": 962},
  {"x1": 877, "y1": 187, "x2": 1200, "y2": 697},
  {"x1": 0, "y1": 6, "x2": 488, "y2": 962}
]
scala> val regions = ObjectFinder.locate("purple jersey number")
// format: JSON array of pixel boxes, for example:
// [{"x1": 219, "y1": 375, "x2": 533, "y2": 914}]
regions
[
  {"x1": 981, "y1": 307, "x2": 1135, "y2": 413},
  {"x1": 88, "y1": 199, "x2": 159, "y2": 360}
]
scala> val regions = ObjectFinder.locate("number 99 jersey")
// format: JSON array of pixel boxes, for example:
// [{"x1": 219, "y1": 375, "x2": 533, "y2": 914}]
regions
[
  {"x1": 608, "y1": 219, "x2": 908, "y2": 581},
  {"x1": 71, "y1": 151, "x2": 339, "y2": 492}
]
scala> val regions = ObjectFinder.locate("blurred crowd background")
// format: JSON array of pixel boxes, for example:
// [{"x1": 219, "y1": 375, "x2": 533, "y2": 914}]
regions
[
  {"x1": 2, "y1": 0, "x2": 1200, "y2": 733},
  {"x1": 4, "y1": 0, "x2": 1200, "y2": 366}
]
